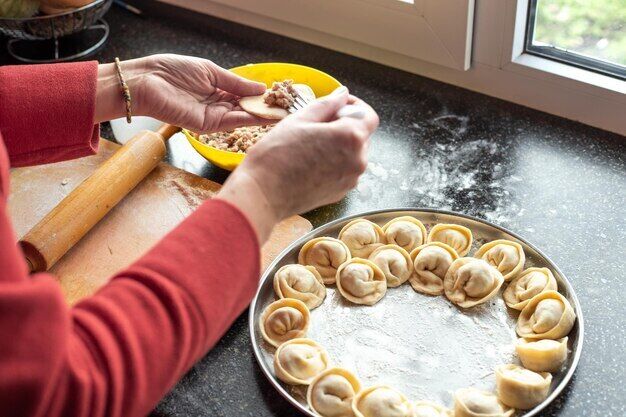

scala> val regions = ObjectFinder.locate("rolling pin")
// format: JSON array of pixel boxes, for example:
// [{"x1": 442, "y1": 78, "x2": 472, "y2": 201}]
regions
[{"x1": 20, "y1": 123, "x2": 181, "y2": 272}]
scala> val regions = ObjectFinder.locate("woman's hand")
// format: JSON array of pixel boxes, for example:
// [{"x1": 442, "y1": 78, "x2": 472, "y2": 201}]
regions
[
  {"x1": 218, "y1": 87, "x2": 379, "y2": 242},
  {"x1": 95, "y1": 54, "x2": 270, "y2": 132}
]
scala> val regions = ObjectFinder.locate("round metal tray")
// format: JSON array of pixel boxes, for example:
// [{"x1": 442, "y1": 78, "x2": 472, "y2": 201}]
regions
[{"x1": 249, "y1": 209, "x2": 583, "y2": 416}]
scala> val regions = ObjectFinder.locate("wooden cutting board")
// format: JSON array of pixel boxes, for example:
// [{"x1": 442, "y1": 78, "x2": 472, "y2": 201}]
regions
[{"x1": 8, "y1": 139, "x2": 312, "y2": 305}]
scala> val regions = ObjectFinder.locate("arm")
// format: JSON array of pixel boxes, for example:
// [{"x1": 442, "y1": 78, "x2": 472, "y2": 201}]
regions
[
  {"x1": 0, "y1": 62, "x2": 99, "y2": 167},
  {"x1": 0, "y1": 56, "x2": 378, "y2": 416},
  {"x1": 0, "y1": 54, "x2": 267, "y2": 168}
]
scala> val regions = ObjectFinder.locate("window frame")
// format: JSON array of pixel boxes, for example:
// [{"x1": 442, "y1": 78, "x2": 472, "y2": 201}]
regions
[{"x1": 524, "y1": 0, "x2": 626, "y2": 81}]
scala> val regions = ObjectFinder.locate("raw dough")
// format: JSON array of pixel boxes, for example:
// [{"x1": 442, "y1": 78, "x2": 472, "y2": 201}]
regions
[
  {"x1": 368, "y1": 244, "x2": 413, "y2": 287},
  {"x1": 474, "y1": 239, "x2": 525, "y2": 281},
  {"x1": 336, "y1": 258, "x2": 387, "y2": 305},
  {"x1": 453, "y1": 388, "x2": 514, "y2": 417},
  {"x1": 413, "y1": 400, "x2": 453, "y2": 417},
  {"x1": 352, "y1": 385, "x2": 413, "y2": 417},
  {"x1": 239, "y1": 94, "x2": 290, "y2": 120},
  {"x1": 516, "y1": 291, "x2": 576, "y2": 339},
  {"x1": 516, "y1": 337, "x2": 569, "y2": 373},
  {"x1": 307, "y1": 367, "x2": 361, "y2": 417},
  {"x1": 339, "y1": 219, "x2": 386, "y2": 258},
  {"x1": 503, "y1": 267, "x2": 557, "y2": 310},
  {"x1": 381, "y1": 216, "x2": 427, "y2": 252},
  {"x1": 495, "y1": 364, "x2": 552, "y2": 410},
  {"x1": 409, "y1": 242, "x2": 459, "y2": 296},
  {"x1": 274, "y1": 338, "x2": 330, "y2": 385},
  {"x1": 427, "y1": 224, "x2": 473, "y2": 256},
  {"x1": 444, "y1": 258, "x2": 504, "y2": 308},
  {"x1": 239, "y1": 81, "x2": 316, "y2": 119},
  {"x1": 298, "y1": 237, "x2": 352, "y2": 284},
  {"x1": 274, "y1": 264, "x2": 326, "y2": 309},
  {"x1": 259, "y1": 298, "x2": 310, "y2": 347}
]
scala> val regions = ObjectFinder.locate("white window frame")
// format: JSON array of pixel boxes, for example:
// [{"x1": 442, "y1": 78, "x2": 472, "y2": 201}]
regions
[{"x1": 161, "y1": 0, "x2": 626, "y2": 136}]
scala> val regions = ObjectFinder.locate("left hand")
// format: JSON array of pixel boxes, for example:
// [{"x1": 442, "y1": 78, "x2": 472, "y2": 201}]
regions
[{"x1": 95, "y1": 54, "x2": 271, "y2": 132}]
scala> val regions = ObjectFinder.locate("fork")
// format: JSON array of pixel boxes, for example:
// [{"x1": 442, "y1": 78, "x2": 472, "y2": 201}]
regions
[{"x1": 288, "y1": 91, "x2": 366, "y2": 120}]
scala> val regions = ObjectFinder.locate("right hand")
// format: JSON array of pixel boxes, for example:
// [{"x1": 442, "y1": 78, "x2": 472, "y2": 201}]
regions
[{"x1": 217, "y1": 87, "x2": 379, "y2": 242}]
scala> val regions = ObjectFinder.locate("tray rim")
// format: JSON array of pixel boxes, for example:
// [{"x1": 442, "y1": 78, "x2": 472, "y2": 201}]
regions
[{"x1": 248, "y1": 207, "x2": 585, "y2": 417}]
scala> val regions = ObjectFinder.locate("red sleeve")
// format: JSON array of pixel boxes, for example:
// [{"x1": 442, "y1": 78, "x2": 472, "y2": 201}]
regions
[
  {"x1": 0, "y1": 199, "x2": 261, "y2": 417},
  {"x1": 0, "y1": 62, "x2": 100, "y2": 167}
]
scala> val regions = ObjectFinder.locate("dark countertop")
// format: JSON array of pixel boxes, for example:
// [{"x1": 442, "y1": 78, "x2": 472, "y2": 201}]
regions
[{"x1": 3, "y1": 3, "x2": 625, "y2": 417}]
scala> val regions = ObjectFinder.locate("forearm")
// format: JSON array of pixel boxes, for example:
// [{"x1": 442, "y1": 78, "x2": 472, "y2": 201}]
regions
[{"x1": 95, "y1": 60, "x2": 146, "y2": 124}]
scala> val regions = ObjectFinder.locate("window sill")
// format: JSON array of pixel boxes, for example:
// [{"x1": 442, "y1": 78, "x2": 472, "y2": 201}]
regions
[{"x1": 504, "y1": 53, "x2": 626, "y2": 102}]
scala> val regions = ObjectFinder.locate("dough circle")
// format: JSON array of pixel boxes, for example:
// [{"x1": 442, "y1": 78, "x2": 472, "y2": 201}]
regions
[
  {"x1": 495, "y1": 364, "x2": 552, "y2": 410},
  {"x1": 516, "y1": 291, "x2": 576, "y2": 339}
]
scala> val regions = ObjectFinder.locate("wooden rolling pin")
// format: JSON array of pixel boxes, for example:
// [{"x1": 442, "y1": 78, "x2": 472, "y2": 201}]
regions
[{"x1": 20, "y1": 124, "x2": 181, "y2": 272}]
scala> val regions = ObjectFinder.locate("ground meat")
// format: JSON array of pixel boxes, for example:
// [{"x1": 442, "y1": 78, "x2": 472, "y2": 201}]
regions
[
  {"x1": 264, "y1": 79, "x2": 297, "y2": 109},
  {"x1": 195, "y1": 125, "x2": 274, "y2": 153}
]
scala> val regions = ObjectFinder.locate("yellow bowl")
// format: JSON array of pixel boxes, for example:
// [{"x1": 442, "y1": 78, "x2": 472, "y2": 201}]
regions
[{"x1": 183, "y1": 62, "x2": 342, "y2": 171}]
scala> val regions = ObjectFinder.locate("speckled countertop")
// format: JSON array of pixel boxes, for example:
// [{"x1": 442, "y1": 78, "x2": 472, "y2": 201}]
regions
[{"x1": 2, "y1": 2, "x2": 625, "y2": 417}]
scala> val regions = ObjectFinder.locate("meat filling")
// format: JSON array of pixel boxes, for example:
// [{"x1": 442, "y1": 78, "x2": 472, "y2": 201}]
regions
[
  {"x1": 196, "y1": 125, "x2": 274, "y2": 153},
  {"x1": 264, "y1": 80, "x2": 297, "y2": 109}
]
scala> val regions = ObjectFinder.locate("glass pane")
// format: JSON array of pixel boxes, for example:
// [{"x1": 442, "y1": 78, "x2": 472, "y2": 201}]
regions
[{"x1": 531, "y1": 0, "x2": 626, "y2": 67}]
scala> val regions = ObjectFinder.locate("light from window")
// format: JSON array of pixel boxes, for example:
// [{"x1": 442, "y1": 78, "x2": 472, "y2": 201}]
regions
[{"x1": 526, "y1": 0, "x2": 626, "y2": 80}]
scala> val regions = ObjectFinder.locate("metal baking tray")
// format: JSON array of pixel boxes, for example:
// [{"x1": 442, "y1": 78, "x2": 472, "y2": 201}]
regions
[{"x1": 249, "y1": 209, "x2": 584, "y2": 416}]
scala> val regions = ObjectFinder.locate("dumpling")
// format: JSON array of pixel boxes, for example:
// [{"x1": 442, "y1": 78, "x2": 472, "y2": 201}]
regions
[
  {"x1": 336, "y1": 258, "x2": 387, "y2": 305},
  {"x1": 368, "y1": 244, "x2": 413, "y2": 287},
  {"x1": 381, "y1": 216, "x2": 427, "y2": 252},
  {"x1": 274, "y1": 264, "x2": 326, "y2": 309},
  {"x1": 409, "y1": 242, "x2": 459, "y2": 295},
  {"x1": 352, "y1": 385, "x2": 413, "y2": 417},
  {"x1": 503, "y1": 268, "x2": 557, "y2": 310},
  {"x1": 474, "y1": 239, "x2": 525, "y2": 281},
  {"x1": 454, "y1": 388, "x2": 514, "y2": 417},
  {"x1": 516, "y1": 291, "x2": 576, "y2": 339},
  {"x1": 274, "y1": 338, "x2": 330, "y2": 385},
  {"x1": 427, "y1": 224, "x2": 473, "y2": 256},
  {"x1": 299, "y1": 237, "x2": 352, "y2": 284},
  {"x1": 307, "y1": 367, "x2": 361, "y2": 417},
  {"x1": 495, "y1": 364, "x2": 552, "y2": 410},
  {"x1": 443, "y1": 258, "x2": 504, "y2": 308},
  {"x1": 259, "y1": 298, "x2": 310, "y2": 347},
  {"x1": 516, "y1": 337, "x2": 569, "y2": 373},
  {"x1": 413, "y1": 400, "x2": 453, "y2": 417},
  {"x1": 339, "y1": 219, "x2": 386, "y2": 258}
]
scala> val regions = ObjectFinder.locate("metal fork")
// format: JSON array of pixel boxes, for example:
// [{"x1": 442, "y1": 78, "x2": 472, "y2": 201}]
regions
[
  {"x1": 288, "y1": 91, "x2": 366, "y2": 120},
  {"x1": 288, "y1": 90, "x2": 312, "y2": 114}
]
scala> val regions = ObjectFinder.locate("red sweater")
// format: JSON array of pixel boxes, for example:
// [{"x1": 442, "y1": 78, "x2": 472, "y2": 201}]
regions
[{"x1": 0, "y1": 62, "x2": 260, "y2": 417}]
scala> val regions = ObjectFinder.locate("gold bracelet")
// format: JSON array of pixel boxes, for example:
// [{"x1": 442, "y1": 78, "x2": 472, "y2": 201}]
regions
[{"x1": 114, "y1": 57, "x2": 132, "y2": 123}]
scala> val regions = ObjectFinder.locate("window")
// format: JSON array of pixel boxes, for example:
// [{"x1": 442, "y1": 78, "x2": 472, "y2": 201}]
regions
[{"x1": 525, "y1": 0, "x2": 626, "y2": 80}]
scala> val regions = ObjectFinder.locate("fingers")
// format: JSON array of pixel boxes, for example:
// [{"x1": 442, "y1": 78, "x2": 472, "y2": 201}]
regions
[
  {"x1": 209, "y1": 63, "x2": 267, "y2": 97},
  {"x1": 215, "y1": 111, "x2": 275, "y2": 132},
  {"x1": 294, "y1": 86, "x2": 350, "y2": 122}
]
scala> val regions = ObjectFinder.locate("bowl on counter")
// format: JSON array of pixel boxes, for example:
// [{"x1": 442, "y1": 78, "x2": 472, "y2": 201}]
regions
[{"x1": 183, "y1": 62, "x2": 342, "y2": 171}]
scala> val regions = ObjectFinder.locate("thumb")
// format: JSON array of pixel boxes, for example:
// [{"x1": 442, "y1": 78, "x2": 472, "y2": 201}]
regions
[
  {"x1": 295, "y1": 86, "x2": 349, "y2": 122},
  {"x1": 211, "y1": 65, "x2": 267, "y2": 97}
]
